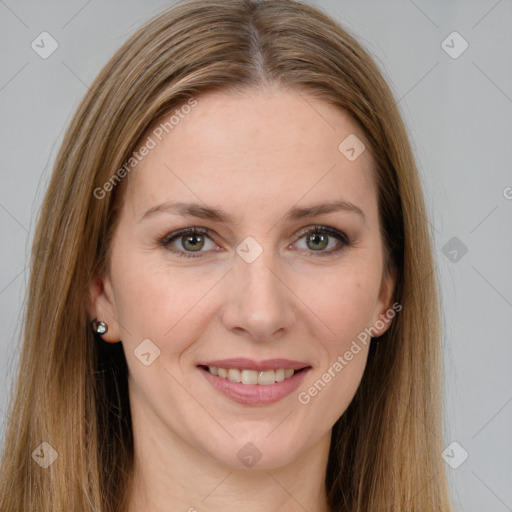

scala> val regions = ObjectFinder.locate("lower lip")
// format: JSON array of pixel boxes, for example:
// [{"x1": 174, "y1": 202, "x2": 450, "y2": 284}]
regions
[{"x1": 198, "y1": 366, "x2": 310, "y2": 406}]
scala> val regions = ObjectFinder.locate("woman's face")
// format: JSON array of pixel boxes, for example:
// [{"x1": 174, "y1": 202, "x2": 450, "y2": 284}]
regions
[{"x1": 90, "y1": 87, "x2": 396, "y2": 470}]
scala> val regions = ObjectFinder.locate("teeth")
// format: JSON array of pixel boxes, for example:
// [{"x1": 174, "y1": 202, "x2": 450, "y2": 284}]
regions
[
  {"x1": 207, "y1": 366, "x2": 298, "y2": 384},
  {"x1": 227, "y1": 368, "x2": 241, "y2": 382},
  {"x1": 274, "y1": 368, "x2": 285, "y2": 382},
  {"x1": 258, "y1": 370, "x2": 275, "y2": 386},
  {"x1": 241, "y1": 369, "x2": 258, "y2": 385}
]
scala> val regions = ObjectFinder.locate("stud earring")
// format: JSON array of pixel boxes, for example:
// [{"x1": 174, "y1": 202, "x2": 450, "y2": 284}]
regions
[{"x1": 92, "y1": 319, "x2": 108, "y2": 335}]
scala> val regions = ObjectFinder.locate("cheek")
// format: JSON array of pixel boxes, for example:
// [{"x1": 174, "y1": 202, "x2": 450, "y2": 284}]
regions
[
  {"x1": 296, "y1": 331, "x2": 370, "y2": 432},
  {"x1": 109, "y1": 251, "x2": 211, "y2": 347},
  {"x1": 296, "y1": 275, "x2": 373, "y2": 424},
  {"x1": 300, "y1": 263, "x2": 380, "y2": 418},
  {"x1": 300, "y1": 264, "x2": 382, "y2": 349}
]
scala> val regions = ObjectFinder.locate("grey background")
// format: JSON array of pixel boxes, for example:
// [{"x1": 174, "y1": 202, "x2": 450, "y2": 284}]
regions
[{"x1": 1, "y1": 1, "x2": 511, "y2": 510}]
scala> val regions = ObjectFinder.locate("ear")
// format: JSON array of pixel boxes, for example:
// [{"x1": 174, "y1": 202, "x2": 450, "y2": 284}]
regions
[
  {"x1": 85, "y1": 273, "x2": 122, "y2": 343},
  {"x1": 370, "y1": 265, "x2": 398, "y2": 338}
]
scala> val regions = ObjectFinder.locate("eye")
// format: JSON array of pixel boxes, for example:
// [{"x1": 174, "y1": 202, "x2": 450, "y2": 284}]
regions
[
  {"x1": 160, "y1": 227, "x2": 218, "y2": 258},
  {"x1": 159, "y1": 225, "x2": 350, "y2": 259},
  {"x1": 292, "y1": 225, "x2": 350, "y2": 256}
]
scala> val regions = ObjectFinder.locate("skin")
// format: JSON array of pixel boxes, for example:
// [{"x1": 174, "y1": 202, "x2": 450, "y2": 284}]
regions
[{"x1": 88, "y1": 86, "x2": 396, "y2": 512}]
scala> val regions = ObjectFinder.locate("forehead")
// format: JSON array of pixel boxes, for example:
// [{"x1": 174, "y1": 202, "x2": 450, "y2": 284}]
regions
[{"x1": 126, "y1": 87, "x2": 377, "y2": 222}]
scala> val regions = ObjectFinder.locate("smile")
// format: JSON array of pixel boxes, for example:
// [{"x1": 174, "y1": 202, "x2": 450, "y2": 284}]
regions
[
  {"x1": 197, "y1": 359, "x2": 311, "y2": 406},
  {"x1": 205, "y1": 366, "x2": 296, "y2": 385}
]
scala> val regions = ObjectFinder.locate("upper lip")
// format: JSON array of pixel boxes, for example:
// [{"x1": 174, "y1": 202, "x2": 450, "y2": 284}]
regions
[{"x1": 197, "y1": 358, "x2": 310, "y2": 371}]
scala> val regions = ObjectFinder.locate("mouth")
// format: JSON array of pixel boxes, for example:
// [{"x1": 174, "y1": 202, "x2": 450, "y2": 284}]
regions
[
  {"x1": 200, "y1": 365, "x2": 306, "y2": 384},
  {"x1": 197, "y1": 358, "x2": 311, "y2": 406}
]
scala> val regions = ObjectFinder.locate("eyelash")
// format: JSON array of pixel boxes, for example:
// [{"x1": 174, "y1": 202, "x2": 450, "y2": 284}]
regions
[{"x1": 158, "y1": 225, "x2": 350, "y2": 259}]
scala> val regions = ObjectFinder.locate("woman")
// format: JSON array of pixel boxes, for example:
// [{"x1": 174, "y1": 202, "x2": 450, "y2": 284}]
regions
[{"x1": 0, "y1": 0, "x2": 453, "y2": 510}]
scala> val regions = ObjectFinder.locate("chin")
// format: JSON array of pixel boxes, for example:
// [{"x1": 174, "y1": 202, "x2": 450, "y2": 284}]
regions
[{"x1": 199, "y1": 431, "x2": 311, "y2": 471}]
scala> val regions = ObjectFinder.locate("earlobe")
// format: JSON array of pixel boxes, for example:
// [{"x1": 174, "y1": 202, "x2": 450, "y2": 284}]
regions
[{"x1": 86, "y1": 274, "x2": 122, "y2": 343}]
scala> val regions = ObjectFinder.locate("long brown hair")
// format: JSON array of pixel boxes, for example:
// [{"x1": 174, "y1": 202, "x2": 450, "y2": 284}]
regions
[{"x1": 0, "y1": 0, "x2": 452, "y2": 510}]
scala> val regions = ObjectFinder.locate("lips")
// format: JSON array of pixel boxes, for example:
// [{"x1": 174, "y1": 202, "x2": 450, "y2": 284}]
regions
[
  {"x1": 206, "y1": 366, "x2": 296, "y2": 385},
  {"x1": 197, "y1": 358, "x2": 311, "y2": 406},
  {"x1": 198, "y1": 358, "x2": 309, "y2": 371}
]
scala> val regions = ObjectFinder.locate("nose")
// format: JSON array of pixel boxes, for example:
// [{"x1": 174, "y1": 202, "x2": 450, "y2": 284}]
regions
[{"x1": 220, "y1": 244, "x2": 297, "y2": 342}]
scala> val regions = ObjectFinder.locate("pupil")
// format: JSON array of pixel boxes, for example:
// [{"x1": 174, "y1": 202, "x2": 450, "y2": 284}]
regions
[
  {"x1": 183, "y1": 234, "x2": 203, "y2": 251},
  {"x1": 308, "y1": 233, "x2": 328, "y2": 250}
]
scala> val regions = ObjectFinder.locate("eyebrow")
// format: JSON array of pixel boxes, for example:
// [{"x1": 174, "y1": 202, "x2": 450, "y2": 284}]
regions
[{"x1": 139, "y1": 199, "x2": 366, "y2": 224}]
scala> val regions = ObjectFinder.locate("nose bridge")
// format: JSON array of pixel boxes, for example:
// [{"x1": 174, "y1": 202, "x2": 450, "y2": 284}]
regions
[
  {"x1": 239, "y1": 249, "x2": 278, "y2": 300},
  {"x1": 221, "y1": 237, "x2": 296, "y2": 340}
]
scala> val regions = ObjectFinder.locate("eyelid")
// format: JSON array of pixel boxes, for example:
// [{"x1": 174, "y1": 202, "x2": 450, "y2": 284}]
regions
[
  {"x1": 159, "y1": 224, "x2": 350, "y2": 258},
  {"x1": 159, "y1": 227, "x2": 214, "y2": 246},
  {"x1": 293, "y1": 225, "x2": 349, "y2": 245},
  {"x1": 289, "y1": 225, "x2": 350, "y2": 257},
  {"x1": 159, "y1": 227, "x2": 219, "y2": 259}
]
